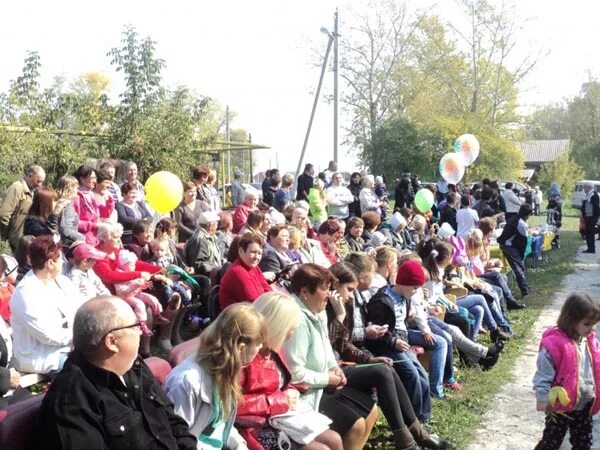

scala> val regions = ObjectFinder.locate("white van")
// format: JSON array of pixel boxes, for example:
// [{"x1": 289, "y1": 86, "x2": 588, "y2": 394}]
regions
[{"x1": 571, "y1": 180, "x2": 600, "y2": 209}]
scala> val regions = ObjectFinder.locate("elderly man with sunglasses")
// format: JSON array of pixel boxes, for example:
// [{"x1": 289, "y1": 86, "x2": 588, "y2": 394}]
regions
[{"x1": 35, "y1": 296, "x2": 196, "y2": 450}]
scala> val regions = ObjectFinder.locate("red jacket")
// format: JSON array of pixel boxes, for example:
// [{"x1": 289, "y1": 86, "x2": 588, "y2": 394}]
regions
[
  {"x1": 232, "y1": 204, "x2": 253, "y2": 234},
  {"x1": 238, "y1": 350, "x2": 292, "y2": 450},
  {"x1": 218, "y1": 258, "x2": 272, "y2": 310},
  {"x1": 93, "y1": 247, "x2": 161, "y2": 293}
]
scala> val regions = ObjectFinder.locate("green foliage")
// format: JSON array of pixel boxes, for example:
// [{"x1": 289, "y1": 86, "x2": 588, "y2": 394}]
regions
[
  {"x1": 535, "y1": 152, "x2": 584, "y2": 200},
  {"x1": 343, "y1": 1, "x2": 535, "y2": 179},
  {"x1": 0, "y1": 26, "x2": 246, "y2": 191},
  {"x1": 524, "y1": 103, "x2": 569, "y2": 140},
  {"x1": 426, "y1": 115, "x2": 525, "y2": 182},
  {"x1": 567, "y1": 81, "x2": 600, "y2": 178},
  {"x1": 364, "y1": 117, "x2": 445, "y2": 181}
]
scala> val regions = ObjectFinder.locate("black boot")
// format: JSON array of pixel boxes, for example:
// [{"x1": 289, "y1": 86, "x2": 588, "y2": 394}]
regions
[
  {"x1": 393, "y1": 427, "x2": 422, "y2": 450},
  {"x1": 409, "y1": 421, "x2": 450, "y2": 450},
  {"x1": 490, "y1": 328, "x2": 511, "y2": 343},
  {"x1": 480, "y1": 345, "x2": 501, "y2": 371},
  {"x1": 507, "y1": 300, "x2": 526, "y2": 310}
]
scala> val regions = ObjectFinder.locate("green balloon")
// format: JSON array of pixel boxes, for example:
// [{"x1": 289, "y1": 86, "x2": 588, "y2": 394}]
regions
[{"x1": 414, "y1": 189, "x2": 434, "y2": 213}]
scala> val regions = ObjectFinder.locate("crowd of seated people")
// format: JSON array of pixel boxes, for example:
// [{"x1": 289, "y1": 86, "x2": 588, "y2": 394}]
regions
[{"x1": 0, "y1": 161, "x2": 540, "y2": 450}]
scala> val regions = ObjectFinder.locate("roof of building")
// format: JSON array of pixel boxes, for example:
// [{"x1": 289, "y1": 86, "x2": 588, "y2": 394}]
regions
[{"x1": 516, "y1": 139, "x2": 570, "y2": 163}]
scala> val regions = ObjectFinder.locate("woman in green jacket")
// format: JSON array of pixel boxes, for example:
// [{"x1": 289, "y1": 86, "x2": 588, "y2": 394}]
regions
[{"x1": 283, "y1": 263, "x2": 377, "y2": 450}]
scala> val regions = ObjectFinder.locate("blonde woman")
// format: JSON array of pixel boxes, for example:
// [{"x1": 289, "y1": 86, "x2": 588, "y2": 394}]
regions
[
  {"x1": 55, "y1": 175, "x2": 85, "y2": 247},
  {"x1": 238, "y1": 292, "x2": 343, "y2": 450},
  {"x1": 363, "y1": 246, "x2": 398, "y2": 300},
  {"x1": 164, "y1": 303, "x2": 266, "y2": 449}
]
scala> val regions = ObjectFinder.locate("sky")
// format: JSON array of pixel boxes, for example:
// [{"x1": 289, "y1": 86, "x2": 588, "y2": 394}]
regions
[{"x1": 2, "y1": 0, "x2": 600, "y2": 175}]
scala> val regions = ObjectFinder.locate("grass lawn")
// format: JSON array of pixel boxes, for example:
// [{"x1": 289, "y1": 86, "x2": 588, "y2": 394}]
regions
[{"x1": 366, "y1": 207, "x2": 582, "y2": 449}]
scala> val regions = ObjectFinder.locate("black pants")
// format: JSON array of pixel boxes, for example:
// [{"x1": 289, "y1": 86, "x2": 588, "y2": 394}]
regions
[
  {"x1": 344, "y1": 364, "x2": 417, "y2": 430},
  {"x1": 500, "y1": 245, "x2": 530, "y2": 296},
  {"x1": 534, "y1": 405, "x2": 593, "y2": 450},
  {"x1": 584, "y1": 217, "x2": 596, "y2": 252}
]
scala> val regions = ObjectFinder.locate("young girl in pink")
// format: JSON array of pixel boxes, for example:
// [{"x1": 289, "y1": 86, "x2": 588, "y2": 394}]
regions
[
  {"x1": 533, "y1": 292, "x2": 600, "y2": 450},
  {"x1": 114, "y1": 250, "x2": 169, "y2": 336}
]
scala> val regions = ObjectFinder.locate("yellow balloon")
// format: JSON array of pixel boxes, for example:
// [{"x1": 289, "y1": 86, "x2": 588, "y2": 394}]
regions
[{"x1": 145, "y1": 171, "x2": 183, "y2": 213}]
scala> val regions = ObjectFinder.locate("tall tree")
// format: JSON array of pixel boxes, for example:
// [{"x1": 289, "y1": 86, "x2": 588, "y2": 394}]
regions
[
  {"x1": 524, "y1": 103, "x2": 569, "y2": 140},
  {"x1": 339, "y1": 0, "x2": 427, "y2": 149},
  {"x1": 448, "y1": 0, "x2": 541, "y2": 127},
  {"x1": 567, "y1": 81, "x2": 600, "y2": 178}
]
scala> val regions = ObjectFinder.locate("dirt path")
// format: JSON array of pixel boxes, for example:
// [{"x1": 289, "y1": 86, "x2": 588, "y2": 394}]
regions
[{"x1": 465, "y1": 249, "x2": 600, "y2": 450}]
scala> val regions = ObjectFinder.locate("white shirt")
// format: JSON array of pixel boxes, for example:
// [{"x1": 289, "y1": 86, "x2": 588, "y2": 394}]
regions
[
  {"x1": 68, "y1": 267, "x2": 110, "y2": 302},
  {"x1": 163, "y1": 356, "x2": 246, "y2": 450},
  {"x1": 363, "y1": 272, "x2": 388, "y2": 301},
  {"x1": 502, "y1": 189, "x2": 522, "y2": 214},
  {"x1": 456, "y1": 208, "x2": 479, "y2": 238},
  {"x1": 10, "y1": 271, "x2": 83, "y2": 374},
  {"x1": 325, "y1": 185, "x2": 354, "y2": 218}
]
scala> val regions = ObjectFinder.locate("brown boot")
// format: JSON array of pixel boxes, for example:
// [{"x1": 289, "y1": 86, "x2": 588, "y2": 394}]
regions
[
  {"x1": 408, "y1": 421, "x2": 450, "y2": 449},
  {"x1": 393, "y1": 427, "x2": 421, "y2": 450}
]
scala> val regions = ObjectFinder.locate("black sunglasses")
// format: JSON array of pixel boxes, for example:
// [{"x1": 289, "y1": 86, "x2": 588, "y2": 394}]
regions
[{"x1": 104, "y1": 322, "x2": 142, "y2": 339}]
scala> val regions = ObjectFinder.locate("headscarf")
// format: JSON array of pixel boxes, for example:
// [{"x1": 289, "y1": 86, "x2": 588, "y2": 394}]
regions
[{"x1": 549, "y1": 182, "x2": 561, "y2": 199}]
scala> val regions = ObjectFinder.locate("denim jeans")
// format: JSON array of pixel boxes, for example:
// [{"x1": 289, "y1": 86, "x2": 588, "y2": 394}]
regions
[
  {"x1": 423, "y1": 320, "x2": 456, "y2": 383},
  {"x1": 457, "y1": 294, "x2": 497, "y2": 339},
  {"x1": 408, "y1": 329, "x2": 448, "y2": 398},
  {"x1": 382, "y1": 349, "x2": 431, "y2": 422},
  {"x1": 479, "y1": 270, "x2": 516, "y2": 304},
  {"x1": 500, "y1": 245, "x2": 530, "y2": 296},
  {"x1": 486, "y1": 285, "x2": 514, "y2": 334}
]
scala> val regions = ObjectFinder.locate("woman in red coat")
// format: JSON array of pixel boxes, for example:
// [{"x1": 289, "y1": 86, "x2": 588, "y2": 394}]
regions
[
  {"x1": 219, "y1": 233, "x2": 273, "y2": 310},
  {"x1": 239, "y1": 292, "x2": 342, "y2": 450},
  {"x1": 93, "y1": 221, "x2": 181, "y2": 352}
]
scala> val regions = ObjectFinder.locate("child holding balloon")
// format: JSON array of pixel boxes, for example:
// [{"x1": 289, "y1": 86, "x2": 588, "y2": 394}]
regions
[{"x1": 533, "y1": 292, "x2": 600, "y2": 450}]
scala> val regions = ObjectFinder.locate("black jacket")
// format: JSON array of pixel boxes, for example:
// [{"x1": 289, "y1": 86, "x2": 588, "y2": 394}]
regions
[
  {"x1": 364, "y1": 286, "x2": 410, "y2": 356},
  {"x1": 498, "y1": 215, "x2": 528, "y2": 257},
  {"x1": 439, "y1": 206, "x2": 457, "y2": 232},
  {"x1": 296, "y1": 173, "x2": 314, "y2": 202},
  {"x1": 36, "y1": 351, "x2": 196, "y2": 450}
]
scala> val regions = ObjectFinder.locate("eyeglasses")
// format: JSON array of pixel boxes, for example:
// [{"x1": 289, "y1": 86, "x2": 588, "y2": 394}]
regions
[{"x1": 104, "y1": 322, "x2": 142, "y2": 339}]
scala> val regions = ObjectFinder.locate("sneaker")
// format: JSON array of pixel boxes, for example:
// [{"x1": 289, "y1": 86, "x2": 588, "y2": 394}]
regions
[
  {"x1": 507, "y1": 301, "x2": 526, "y2": 310},
  {"x1": 490, "y1": 328, "x2": 511, "y2": 343},
  {"x1": 487, "y1": 341, "x2": 504, "y2": 357},
  {"x1": 479, "y1": 352, "x2": 499, "y2": 371},
  {"x1": 444, "y1": 381, "x2": 464, "y2": 391}
]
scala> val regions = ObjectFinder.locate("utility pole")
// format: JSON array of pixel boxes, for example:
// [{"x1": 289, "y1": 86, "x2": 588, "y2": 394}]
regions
[
  {"x1": 294, "y1": 29, "x2": 335, "y2": 189},
  {"x1": 333, "y1": 9, "x2": 339, "y2": 166},
  {"x1": 226, "y1": 105, "x2": 230, "y2": 184}
]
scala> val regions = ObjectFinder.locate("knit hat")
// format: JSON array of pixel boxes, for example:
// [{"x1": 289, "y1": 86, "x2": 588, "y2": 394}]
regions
[
  {"x1": 396, "y1": 260, "x2": 426, "y2": 286},
  {"x1": 369, "y1": 231, "x2": 386, "y2": 247},
  {"x1": 117, "y1": 250, "x2": 138, "y2": 269},
  {"x1": 387, "y1": 212, "x2": 407, "y2": 231},
  {"x1": 437, "y1": 222, "x2": 456, "y2": 238}
]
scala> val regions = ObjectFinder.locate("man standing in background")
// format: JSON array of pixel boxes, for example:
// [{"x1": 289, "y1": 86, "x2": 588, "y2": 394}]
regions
[{"x1": 0, "y1": 165, "x2": 45, "y2": 251}]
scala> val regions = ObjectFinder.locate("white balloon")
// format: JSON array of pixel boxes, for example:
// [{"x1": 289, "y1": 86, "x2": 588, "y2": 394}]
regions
[{"x1": 439, "y1": 153, "x2": 466, "y2": 184}]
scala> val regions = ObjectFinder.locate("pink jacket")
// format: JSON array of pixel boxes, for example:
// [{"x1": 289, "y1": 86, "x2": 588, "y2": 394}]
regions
[
  {"x1": 114, "y1": 277, "x2": 147, "y2": 300},
  {"x1": 73, "y1": 188, "x2": 100, "y2": 245},
  {"x1": 541, "y1": 326, "x2": 600, "y2": 414}
]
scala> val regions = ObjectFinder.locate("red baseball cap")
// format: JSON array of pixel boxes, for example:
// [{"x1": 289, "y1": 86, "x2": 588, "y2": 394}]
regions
[{"x1": 73, "y1": 244, "x2": 107, "y2": 262}]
